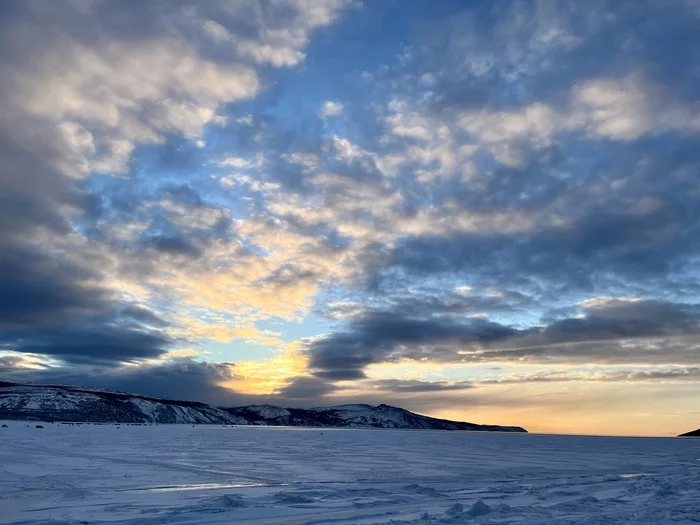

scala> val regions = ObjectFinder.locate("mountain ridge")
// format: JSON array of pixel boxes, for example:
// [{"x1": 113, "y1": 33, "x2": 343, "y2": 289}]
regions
[
  {"x1": 0, "y1": 381, "x2": 527, "y2": 432},
  {"x1": 678, "y1": 428, "x2": 700, "y2": 437}
]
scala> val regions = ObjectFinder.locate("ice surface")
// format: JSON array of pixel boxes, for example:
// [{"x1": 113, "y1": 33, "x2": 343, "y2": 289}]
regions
[{"x1": 1, "y1": 422, "x2": 699, "y2": 524}]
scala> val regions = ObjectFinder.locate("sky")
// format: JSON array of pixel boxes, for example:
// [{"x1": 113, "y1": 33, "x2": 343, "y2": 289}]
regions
[{"x1": 1, "y1": 0, "x2": 700, "y2": 437}]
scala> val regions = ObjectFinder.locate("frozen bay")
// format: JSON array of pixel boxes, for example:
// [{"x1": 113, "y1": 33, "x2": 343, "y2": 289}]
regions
[{"x1": 1, "y1": 423, "x2": 698, "y2": 524}]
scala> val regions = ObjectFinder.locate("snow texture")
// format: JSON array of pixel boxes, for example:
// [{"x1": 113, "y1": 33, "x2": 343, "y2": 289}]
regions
[{"x1": 1, "y1": 422, "x2": 699, "y2": 524}]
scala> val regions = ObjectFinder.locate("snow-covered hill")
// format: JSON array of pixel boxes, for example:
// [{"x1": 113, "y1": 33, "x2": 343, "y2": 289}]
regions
[
  {"x1": 0, "y1": 382, "x2": 243, "y2": 424},
  {"x1": 0, "y1": 381, "x2": 526, "y2": 432}
]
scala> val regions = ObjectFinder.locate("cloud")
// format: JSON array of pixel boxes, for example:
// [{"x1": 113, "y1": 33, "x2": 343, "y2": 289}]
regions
[
  {"x1": 363, "y1": 379, "x2": 474, "y2": 393},
  {"x1": 8, "y1": 37, "x2": 260, "y2": 175},
  {"x1": 307, "y1": 310, "x2": 518, "y2": 380},
  {"x1": 1, "y1": 0, "x2": 700, "y2": 436},
  {"x1": 0, "y1": 0, "x2": 355, "y2": 369},
  {"x1": 382, "y1": 139, "x2": 700, "y2": 288},
  {"x1": 307, "y1": 298, "x2": 700, "y2": 380},
  {"x1": 145, "y1": 233, "x2": 203, "y2": 257},
  {"x1": 1, "y1": 357, "x2": 242, "y2": 405},
  {"x1": 320, "y1": 101, "x2": 344, "y2": 118},
  {"x1": 0, "y1": 246, "x2": 173, "y2": 366},
  {"x1": 199, "y1": 0, "x2": 357, "y2": 67},
  {"x1": 458, "y1": 75, "x2": 700, "y2": 166},
  {"x1": 278, "y1": 376, "x2": 337, "y2": 400},
  {"x1": 482, "y1": 367, "x2": 700, "y2": 385},
  {"x1": 1, "y1": 320, "x2": 171, "y2": 365}
]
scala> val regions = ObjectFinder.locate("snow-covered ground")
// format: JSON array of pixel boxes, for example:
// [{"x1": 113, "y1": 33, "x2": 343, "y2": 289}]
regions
[{"x1": 1, "y1": 423, "x2": 698, "y2": 524}]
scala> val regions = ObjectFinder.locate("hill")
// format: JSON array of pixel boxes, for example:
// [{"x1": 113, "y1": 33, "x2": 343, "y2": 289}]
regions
[{"x1": 0, "y1": 381, "x2": 526, "y2": 432}]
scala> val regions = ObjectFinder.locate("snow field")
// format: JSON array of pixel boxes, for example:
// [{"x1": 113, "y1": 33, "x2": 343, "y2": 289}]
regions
[{"x1": 1, "y1": 423, "x2": 698, "y2": 524}]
